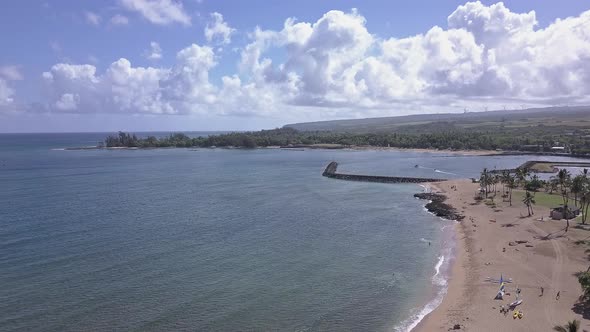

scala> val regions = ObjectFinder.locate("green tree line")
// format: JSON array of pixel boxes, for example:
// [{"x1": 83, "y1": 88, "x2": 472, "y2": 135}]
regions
[{"x1": 104, "y1": 128, "x2": 590, "y2": 153}]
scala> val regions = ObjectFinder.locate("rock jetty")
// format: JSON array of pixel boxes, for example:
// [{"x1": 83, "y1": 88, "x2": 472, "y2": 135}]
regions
[
  {"x1": 322, "y1": 161, "x2": 446, "y2": 184},
  {"x1": 414, "y1": 193, "x2": 465, "y2": 221}
]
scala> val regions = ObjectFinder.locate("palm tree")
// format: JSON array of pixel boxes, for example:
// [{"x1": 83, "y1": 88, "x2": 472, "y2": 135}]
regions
[
  {"x1": 581, "y1": 184, "x2": 590, "y2": 225},
  {"x1": 558, "y1": 168, "x2": 572, "y2": 206},
  {"x1": 526, "y1": 174, "x2": 543, "y2": 194},
  {"x1": 480, "y1": 168, "x2": 490, "y2": 198},
  {"x1": 571, "y1": 175, "x2": 586, "y2": 208},
  {"x1": 553, "y1": 319, "x2": 580, "y2": 332},
  {"x1": 516, "y1": 167, "x2": 530, "y2": 187},
  {"x1": 493, "y1": 174, "x2": 500, "y2": 195},
  {"x1": 556, "y1": 169, "x2": 575, "y2": 232},
  {"x1": 501, "y1": 170, "x2": 511, "y2": 198},
  {"x1": 546, "y1": 177, "x2": 559, "y2": 194},
  {"x1": 506, "y1": 175, "x2": 516, "y2": 206},
  {"x1": 523, "y1": 191, "x2": 536, "y2": 216}
]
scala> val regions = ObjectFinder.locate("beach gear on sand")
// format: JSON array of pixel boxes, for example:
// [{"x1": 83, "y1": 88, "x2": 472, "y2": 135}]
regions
[
  {"x1": 513, "y1": 310, "x2": 518, "y2": 319},
  {"x1": 508, "y1": 284, "x2": 523, "y2": 308}
]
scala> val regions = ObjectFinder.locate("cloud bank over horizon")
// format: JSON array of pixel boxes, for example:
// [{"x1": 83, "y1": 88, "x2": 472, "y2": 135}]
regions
[{"x1": 3, "y1": 1, "x2": 590, "y2": 126}]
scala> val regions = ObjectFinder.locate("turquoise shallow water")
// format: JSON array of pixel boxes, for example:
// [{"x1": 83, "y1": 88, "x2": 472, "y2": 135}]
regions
[{"x1": 1, "y1": 134, "x2": 585, "y2": 331}]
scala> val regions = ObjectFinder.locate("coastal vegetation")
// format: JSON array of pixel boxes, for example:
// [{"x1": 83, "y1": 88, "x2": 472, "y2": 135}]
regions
[
  {"x1": 103, "y1": 107, "x2": 590, "y2": 154},
  {"x1": 478, "y1": 167, "x2": 590, "y2": 226},
  {"x1": 104, "y1": 126, "x2": 590, "y2": 154}
]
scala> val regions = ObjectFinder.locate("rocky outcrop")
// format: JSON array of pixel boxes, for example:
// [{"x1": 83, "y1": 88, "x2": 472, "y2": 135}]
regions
[
  {"x1": 414, "y1": 193, "x2": 465, "y2": 221},
  {"x1": 323, "y1": 162, "x2": 446, "y2": 184},
  {"x1": 323, "y1": 161, "x2": 339, "y2": 176}
]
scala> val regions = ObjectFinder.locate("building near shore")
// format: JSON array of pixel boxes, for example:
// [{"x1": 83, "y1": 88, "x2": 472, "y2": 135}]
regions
[{"x1": 550, "y1": 205, "x2": 581, "y2": 220}]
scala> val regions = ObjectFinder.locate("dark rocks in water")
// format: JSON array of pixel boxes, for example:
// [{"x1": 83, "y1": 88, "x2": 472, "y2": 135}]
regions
[
  {"x1": 414, "y1": 193, "x2": 446, "y2": 202},
  {"x1": 414, "y1": 193, "x2": 465, "y2": 221}
]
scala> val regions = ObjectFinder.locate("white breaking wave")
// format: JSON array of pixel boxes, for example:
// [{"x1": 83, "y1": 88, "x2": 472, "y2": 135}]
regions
[
  {"x1": 418, "y1": 184, "x2": 431, "y2": 193},
  {"x1": 432, "y1": 255, "x2": 446, "y2": 287},
  {"x1": 417, "y1": 165, "x2": 458, "y2": 176},
  {"x1": 434, "y1": 169, "x2": 458, "y2": 176},
  {"x1": 393, "y1": 250, "x2": 452, "y2": 332}
]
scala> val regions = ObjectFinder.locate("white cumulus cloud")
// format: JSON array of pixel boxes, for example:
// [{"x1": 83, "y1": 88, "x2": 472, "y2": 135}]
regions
[
  {"x1": 119, "y1": 0, "x2": 191, "y2": 26},
  {"x1": 143, "y1": 41, "x2": 163, "y2": 60},
  {"x1": 0, "y1": 79, "x2": 15, "y2": 106},
  {"x1": 38, "y1": 2, "x2": 590, "y2": 119},
  {"x1": 0, "y1": 65, "x2": 22, "y2": 109},
  {"x1": 42, "y1": 44, "x2": 223, "y2": 114},
  {"x1": 110, "y1": 14, "x2": 130, "y2": 26},
  {"x1": 85, "y1": 11, "x2": 102, "y2": 26},
  {"x1": 55, "y1": 93, "x2": 79, "y2": 110},
  {"x1": 204, "y1": 12, "x2": 235, "y2": 45},
  {"x1": 0, "y1": 65, "x2": 24, "y2": 81}
]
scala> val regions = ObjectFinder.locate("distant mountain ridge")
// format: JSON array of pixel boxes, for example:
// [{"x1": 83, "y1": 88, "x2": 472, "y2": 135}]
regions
[{"x1": 284, "y1": 106, "x2": 590, "y2": 133}]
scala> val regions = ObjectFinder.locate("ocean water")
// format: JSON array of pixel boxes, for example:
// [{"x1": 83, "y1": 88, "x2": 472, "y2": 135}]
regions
[{"x1": 0, "y1": 133, "x2": 585, "y2": 331}]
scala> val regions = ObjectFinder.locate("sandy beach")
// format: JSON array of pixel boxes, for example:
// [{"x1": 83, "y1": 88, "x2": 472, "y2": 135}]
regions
[{"x1": 415, "y1": 179, "x2": 590, "y2": 331}]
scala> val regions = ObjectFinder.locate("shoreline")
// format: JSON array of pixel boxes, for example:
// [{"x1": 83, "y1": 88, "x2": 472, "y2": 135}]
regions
[
  {"x1": 394, "y1": 184, "x2": 457, "y2": 332},
  {"x1": 56, "y1": 145, "x2": 503, "y2": 156},
  {"x1": 56, "y1": 144, "x2": 590, "y2": 158},
  {"x1": 413, "y1": 179, "x2": 590, "y2": 331},
  {"x1": 57, "y1": 145, "x2": 497, "y2": 154},
  {"x1": 411, "y1": 181, "x2": 467, "y2": 332}
]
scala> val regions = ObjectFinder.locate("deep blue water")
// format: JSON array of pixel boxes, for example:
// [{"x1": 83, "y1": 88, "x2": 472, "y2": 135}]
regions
[{"x1": 1, "y1": 133, "x2": 586, "y2": 331}]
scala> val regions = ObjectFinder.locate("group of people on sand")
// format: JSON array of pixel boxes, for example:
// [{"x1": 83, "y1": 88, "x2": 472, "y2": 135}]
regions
[
  {"x1": 539, "y1": 286, "x2": 560, "y2": 300},
  {"x1": 498, "y1": 286, "x2": 561, "y2": 318}
]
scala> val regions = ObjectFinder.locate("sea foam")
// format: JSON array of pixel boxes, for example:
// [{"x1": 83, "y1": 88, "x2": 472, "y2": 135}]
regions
[{"x1": 394, "y1": 228, "x2": 455, "y2": 332}]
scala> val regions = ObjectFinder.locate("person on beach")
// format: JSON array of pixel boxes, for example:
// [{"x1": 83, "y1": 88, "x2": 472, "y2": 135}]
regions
[
  {"x1": 556, "y1": 291, "x2": 560, "y2": 300},
  {"x1": 540, "y1": 287, "x2": 544, "y2": 296}
]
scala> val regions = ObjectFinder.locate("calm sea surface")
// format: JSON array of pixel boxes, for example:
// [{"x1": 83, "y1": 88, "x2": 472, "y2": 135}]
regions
[{"x1": 0, "y1": 133, "x2": 585, "y2": 331}]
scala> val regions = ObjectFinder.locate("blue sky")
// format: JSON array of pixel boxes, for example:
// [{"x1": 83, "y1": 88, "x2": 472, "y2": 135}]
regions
[{"x1": 1, "y1": 0, "x2": 589, "y2": 132}]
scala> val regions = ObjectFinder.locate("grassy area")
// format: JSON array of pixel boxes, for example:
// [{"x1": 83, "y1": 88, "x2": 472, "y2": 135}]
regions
[
  {"x1": 511, "y1": 190, "x2": 565, "y2": 209},
  {"x1": 528, "y1": 162, "x2": 557, "y2": 173},
  {"x1": 510, "y1": 190, "x2": 589, "y2": 224},
  {"x1": 524, "y1": 161, "x2": 590, "y2": 173}
]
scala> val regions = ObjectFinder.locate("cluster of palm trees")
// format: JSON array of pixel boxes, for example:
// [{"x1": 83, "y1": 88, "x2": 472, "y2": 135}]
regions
[
  {"x1": 549, "y1": 168, "x2": 590, "y2": 231},
  {"x1": 479, "y1": 167, "x2": 590, "y2": 231},
  {"x1": 479, "y1": 168, "x2": 536, "y2": 211}
]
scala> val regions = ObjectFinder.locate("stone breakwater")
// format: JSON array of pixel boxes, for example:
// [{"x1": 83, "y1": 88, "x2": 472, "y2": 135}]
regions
[
  {"x1": 322, "y1": 162, "x2": 446, "y2": 184},
  {"x1": 413, "y1": 193, "x2": 465, "y2": 221}
]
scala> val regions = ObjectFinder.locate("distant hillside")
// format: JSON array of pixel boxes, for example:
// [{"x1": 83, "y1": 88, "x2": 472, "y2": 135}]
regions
[{"x1": 284, "y1": 106, "x2": 590, "y2": 133}]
